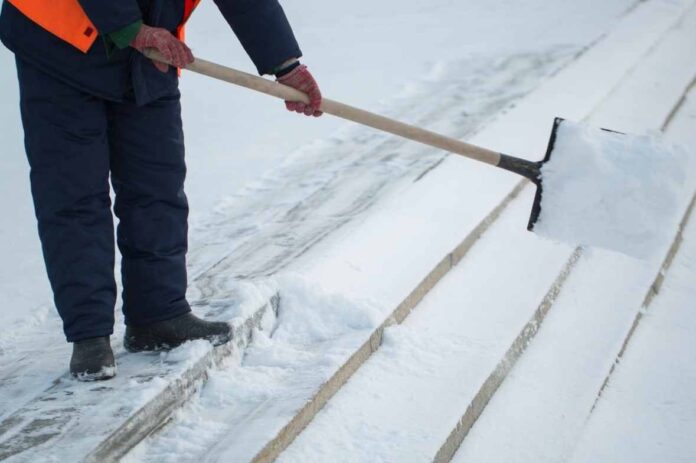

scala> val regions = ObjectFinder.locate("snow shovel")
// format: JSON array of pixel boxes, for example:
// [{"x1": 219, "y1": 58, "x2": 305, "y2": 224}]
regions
[{"x1": 147, "y1": 51, "x2": 695, "y2": 259}]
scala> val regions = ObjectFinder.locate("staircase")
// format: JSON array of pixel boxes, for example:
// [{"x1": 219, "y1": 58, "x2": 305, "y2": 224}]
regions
[{"x1": 1, "y1": 0, "x2": 695, "y2": 461}]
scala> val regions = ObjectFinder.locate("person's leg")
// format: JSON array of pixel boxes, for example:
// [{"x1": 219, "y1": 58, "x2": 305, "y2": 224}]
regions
[
  {"x1": 16, "y1": 57, "x2": 116, "y2": 343},
  {"x1": 106, "y1": 90, "x2": 191, "y2": 326},
  {"x1": 107, "y1": 90, "x2": 232, "y2": 352}
]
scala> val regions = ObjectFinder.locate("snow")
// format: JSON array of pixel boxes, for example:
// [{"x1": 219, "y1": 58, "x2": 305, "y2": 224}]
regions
[
  {"x1": 568, "y1": 201, "x2": 696, "y2": 463},
  {"x1": 535, "y1": 119, "x2": 696, "y2": 259},
  {"x1": 122, "y1": 274, "x2": 383, "y2": 463},
  {"x1": 0, "y1": 280, "x2": 278, "y2": 463},
  {"x1": 275, "y1": 8, "x2": 696, "y2": 453},
  {"x1": 124, "y1": 1, "x2": 692, "y2": 461},
  {"x1": 3, "y1": 0, "x2": 696, "y2": 461},
  {"x1": 450, "y1": 10, "x2": 696, "y2": 461},
  {"x1": 274, "y1": 186, "x2": 574, "y2": 463}
]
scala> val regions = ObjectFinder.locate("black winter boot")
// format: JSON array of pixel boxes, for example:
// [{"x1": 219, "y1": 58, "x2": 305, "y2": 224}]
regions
[
  {"x1": 124, "y1": 312, "x2": 233, "y2": 353},
  {"x1": 70, "y1": 336, "x2": 117, "y2": 381}
]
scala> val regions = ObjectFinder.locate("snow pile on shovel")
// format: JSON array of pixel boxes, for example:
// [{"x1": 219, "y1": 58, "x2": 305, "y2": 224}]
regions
[{"x1": 533, "y1": 120, "x2": 696, "y2": 259}]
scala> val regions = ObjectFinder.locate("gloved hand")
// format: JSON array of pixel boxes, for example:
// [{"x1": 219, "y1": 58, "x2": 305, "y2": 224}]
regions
[
  {"x1": 131, "y1": 24, "x2": 194, "y2": 73},
  {"x1": 277, "y1": 64, "x2": 323, "y2": 117}
]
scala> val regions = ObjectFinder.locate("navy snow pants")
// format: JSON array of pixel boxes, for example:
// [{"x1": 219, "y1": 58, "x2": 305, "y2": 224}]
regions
[{"x1": 16, "y1": 58, "x2": 191, "y2": 342}]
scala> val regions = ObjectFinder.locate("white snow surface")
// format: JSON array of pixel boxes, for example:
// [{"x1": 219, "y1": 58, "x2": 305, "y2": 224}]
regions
[
  {"x1": 125, "y1": 1, "x2": 696, "y2": 461},
  {"x1": 567, "y1": 210, "x2": 696, "y2": 463},
  {"x1": 566, "y1": 72, "x2": 696, "y2": 463},
  {"x1": 535, "y1": 119, "x2": 696, "y2": 259},
  {"x1": 276, "y1": 2, "x2": 696, "y2": 460},
  {"x1": 122, "y1": 274, "x2": 384, "y2": 463},
  {"x1": 4, "y1": 0, "x2": 696, "y2": 461},
  {"x1": 451, "y1": 12, "x2": 696, "y2": 462},
  {"x1": 275, "y1": 186, "x2": 575, "y2": 463}
]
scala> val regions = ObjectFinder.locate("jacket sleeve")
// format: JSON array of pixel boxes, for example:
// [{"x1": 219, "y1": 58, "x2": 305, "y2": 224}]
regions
[
  {"x1": 214, "y1": 0, "x2": 302, "y2": 75},
  {"x1": 77, "y1": 1, "x2": 142, "y2": 35}
]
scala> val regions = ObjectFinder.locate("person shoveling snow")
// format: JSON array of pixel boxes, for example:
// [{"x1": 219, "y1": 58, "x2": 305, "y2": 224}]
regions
[{"x1": 0, "y1": 0, "x2": 323, "y2": 381}]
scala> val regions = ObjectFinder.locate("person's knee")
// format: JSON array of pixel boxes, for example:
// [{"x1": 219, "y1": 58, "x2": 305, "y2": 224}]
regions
[{"x1": 31, "y1": 175, "x2": 112, "y2": 225}]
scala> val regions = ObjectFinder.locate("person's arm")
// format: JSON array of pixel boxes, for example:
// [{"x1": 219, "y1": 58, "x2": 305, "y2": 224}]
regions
[
  {"x1": 103, "y1": 20, "x2": 142, "y2": 55},
  {"x1": 214, "y1": 0, "x2": 301, "y2": 76},
  {"x1": 215, "y1": 0, "x2": 322, "y2": 116}
]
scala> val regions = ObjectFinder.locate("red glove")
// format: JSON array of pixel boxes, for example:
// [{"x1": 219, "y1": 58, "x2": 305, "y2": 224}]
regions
[
  {"x1": 131, "y1": 24, "x2": 194, "y2": 73},
  {"x1": 277, "y1": 64, "x2": 323, "y2": 117}
]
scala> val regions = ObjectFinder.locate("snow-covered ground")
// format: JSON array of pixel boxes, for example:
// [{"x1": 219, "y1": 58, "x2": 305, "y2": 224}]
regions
[{"x1": 3, "y1": 0, "x2": 696, "y2": 461}]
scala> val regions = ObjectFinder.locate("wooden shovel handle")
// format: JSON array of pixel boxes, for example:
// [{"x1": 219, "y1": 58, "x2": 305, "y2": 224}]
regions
[{"x1": 146, "y1": 51, "x2": 502, "y2": 167}]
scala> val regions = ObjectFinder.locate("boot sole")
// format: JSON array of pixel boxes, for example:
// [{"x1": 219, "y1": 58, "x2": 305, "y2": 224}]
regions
[
  {"x1": 71, "y1": 365, "x2": 117, "y2": 382},
  {"x1": 123, "y1": 332, "x2": 233, "y2": 354}
]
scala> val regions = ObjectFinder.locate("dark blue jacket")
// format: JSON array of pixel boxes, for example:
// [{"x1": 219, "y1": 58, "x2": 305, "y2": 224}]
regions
[{"x1": 0, "y1": 0, "x2": 302, "y2": 105}]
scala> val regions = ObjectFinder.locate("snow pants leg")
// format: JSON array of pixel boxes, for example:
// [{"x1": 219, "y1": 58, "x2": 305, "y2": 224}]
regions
[
  {"x1": 16, "y1": 58, "x2": 191, "y2": 342},
  {"x1": 107, "y1": 87, "x2": 191, "y2": 330}
]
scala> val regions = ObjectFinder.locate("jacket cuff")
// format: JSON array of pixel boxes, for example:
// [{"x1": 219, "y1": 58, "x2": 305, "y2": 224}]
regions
[
  {"x1": 215, "y1": 0, "x2": 302, "y2": 75},
  {"x1": 108, "y1": 20, "x2": 142, "y2": 49}
]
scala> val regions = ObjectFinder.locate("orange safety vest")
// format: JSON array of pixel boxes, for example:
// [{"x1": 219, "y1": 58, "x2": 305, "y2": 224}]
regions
[{"x1": 7, "y1": 0, "x2": 201, "y2": 53}]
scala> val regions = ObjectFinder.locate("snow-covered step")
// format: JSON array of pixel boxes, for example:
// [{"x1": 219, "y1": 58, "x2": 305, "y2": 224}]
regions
[
  {"x1": 566, "y1": 78, "x2": 696, "y2": 463},
  {"x1": 450, "y1": 9, "x2": 696, "y2": 462},
  {"x1": 123, "y1": 1, "x2": 693, "y2": 461},
  {"x1": 275, "y1": 186, "x2": 577, "y2": 463},
  {"x1": 126, "y1": 164, "x2": 532, "y2": 463},
  {"x1": 567, "y1": 190, "x2": 696, "y2": 463},
  {"x1": 0, "y1": 284, "x2": 278, "y2": 463},
  {"x1": 278, "y1": 3, "x2": 696, "y2": 461},
  {"x1": 451, "y1": 199, "x2": 696, "y2": 463},
  {"x1": 277, "y1": 81, "x2": 696, "y2": 463}
]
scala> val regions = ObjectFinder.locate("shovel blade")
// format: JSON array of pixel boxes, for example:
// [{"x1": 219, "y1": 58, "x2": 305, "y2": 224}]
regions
[
  {"x1": 530, "y1": 117, "x2": 695, "y2": 259},
  {"x1": 527, "y1": 117, "x2": 564, "y2": 232}
]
